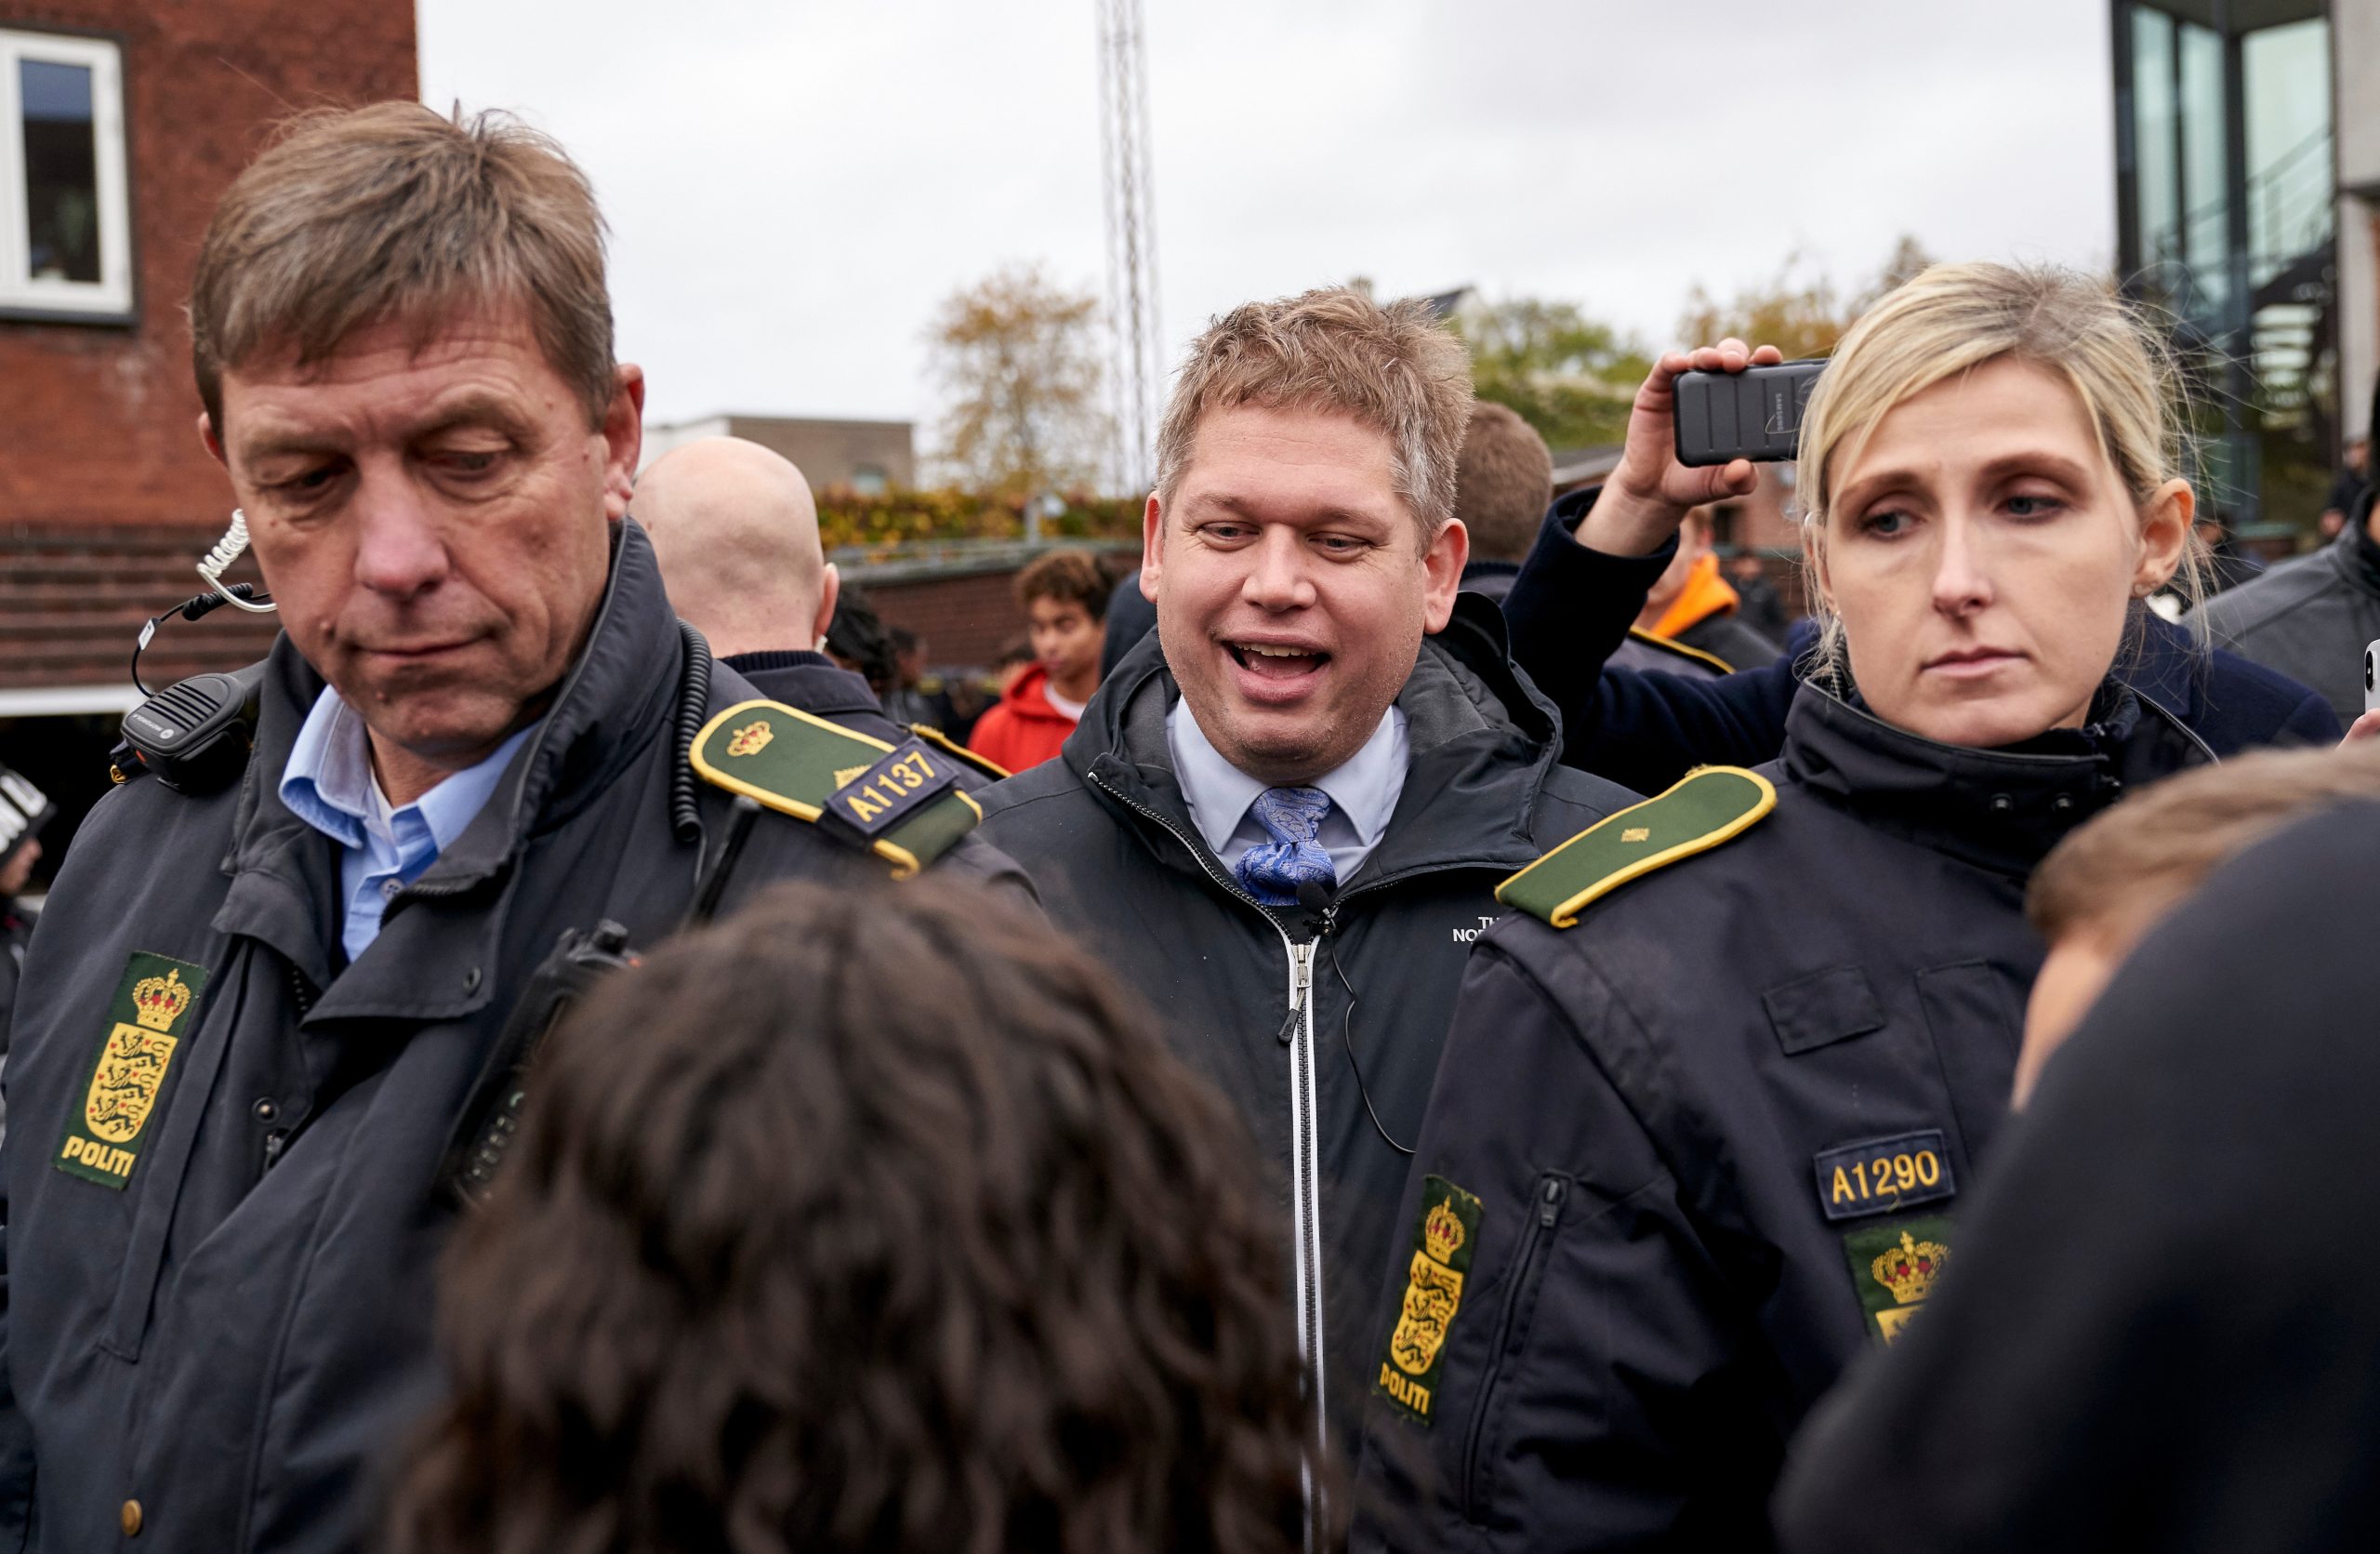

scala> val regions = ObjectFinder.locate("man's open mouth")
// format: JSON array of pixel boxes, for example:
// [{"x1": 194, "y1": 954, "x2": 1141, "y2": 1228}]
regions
[{"x1": 1226, "y1": 641, "x2": 1329, "y2": 679}]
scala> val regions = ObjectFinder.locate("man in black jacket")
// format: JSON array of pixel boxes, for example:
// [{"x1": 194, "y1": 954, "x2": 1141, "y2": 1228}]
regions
[
  {"x1": 2200, "y1": 392, "x2": 2380, "y2": 724},
  {"x1": 2192, "y1": 491, "x2": 2380, "y2": 726},
  {"x1": 0, "y1": 105, "x2": 1018, "y2": 1554},
  {"x1": 974, "y1": 288, "x2": 1633, "y2": 1466}
]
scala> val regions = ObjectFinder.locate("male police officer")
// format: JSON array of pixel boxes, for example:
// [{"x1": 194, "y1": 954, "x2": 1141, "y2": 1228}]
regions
[
  {"x1": 0, "y1": 105, "x2": 1017, "y2": 1554},
  {"x1": 974, "y1": 288, "x2": 1633, "y2": 1462}
]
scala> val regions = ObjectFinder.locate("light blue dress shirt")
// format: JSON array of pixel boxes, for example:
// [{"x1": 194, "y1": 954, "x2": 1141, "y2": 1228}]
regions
[
  {"x1": 279, "y1": 690, "x2": 537, "y2": 963},
  {"x1": 1167, "y1": 698, "x2": 1410, "y2": 888}
]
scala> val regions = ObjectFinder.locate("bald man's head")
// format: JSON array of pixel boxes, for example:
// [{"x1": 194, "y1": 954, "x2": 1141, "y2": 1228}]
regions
[{"x1": 636, "y1": 437, "x2": 840, "y2": 657}]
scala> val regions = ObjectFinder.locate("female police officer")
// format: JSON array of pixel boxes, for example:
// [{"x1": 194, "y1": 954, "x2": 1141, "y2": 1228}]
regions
[{"x1": 1351, "y1": 263, "x2": 2208, "y2": 1551}]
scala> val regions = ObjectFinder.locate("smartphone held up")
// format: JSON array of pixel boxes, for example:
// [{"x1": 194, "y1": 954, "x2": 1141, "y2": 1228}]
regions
[{"x1": 1673, "y1": 359, "x2": 1825, "y2": 468}]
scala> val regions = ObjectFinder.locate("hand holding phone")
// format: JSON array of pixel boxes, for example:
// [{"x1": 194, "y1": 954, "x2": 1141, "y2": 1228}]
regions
[
  {"x1": 2364, "y1": 640, "x2": 2380, "y2": 716},
  {"x1": 1579, "y1": 339, "x2": 1786, "y2": 558}
]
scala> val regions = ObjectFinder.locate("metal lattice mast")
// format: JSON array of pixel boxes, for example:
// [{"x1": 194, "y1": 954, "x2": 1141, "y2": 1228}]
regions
[{"x1": 1097, "y1": 0, "x2": 1160, "y2": 494}]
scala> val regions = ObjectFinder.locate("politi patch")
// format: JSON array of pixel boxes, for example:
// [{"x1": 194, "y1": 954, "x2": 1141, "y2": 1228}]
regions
[
  {"x1": 1840, "y1": 1215, "x2": 1952, "y2": 1344},
  {"x1": 1375, "y1": 1175, "x2": 1482, "y2": 1426},
  {"x1": 56, "y1": 952, "x2": 208, "y2": 1189}
]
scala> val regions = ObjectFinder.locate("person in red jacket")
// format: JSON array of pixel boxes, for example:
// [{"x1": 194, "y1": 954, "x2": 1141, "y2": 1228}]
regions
[{"x1": 970, "y1": 549, "x2": 1110, "y2": 772}]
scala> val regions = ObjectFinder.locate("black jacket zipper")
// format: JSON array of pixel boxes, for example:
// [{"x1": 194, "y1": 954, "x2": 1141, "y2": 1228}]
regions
[{"x1": 1462, "y1": 1173, "x2": 1568, "y2": 1521}]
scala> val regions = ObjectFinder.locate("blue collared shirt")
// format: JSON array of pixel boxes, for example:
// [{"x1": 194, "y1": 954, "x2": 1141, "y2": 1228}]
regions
[
  {"x1": 279, "y1": 690, "x2": 537, "y2": 963},
  {"x1": 1167, "y1": 698, "x2": 1410, "y2": 887}
]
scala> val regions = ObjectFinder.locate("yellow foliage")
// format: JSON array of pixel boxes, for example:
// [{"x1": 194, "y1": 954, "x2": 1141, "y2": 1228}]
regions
[
  {"x1": 813, "y1": 486, "x2": 1143, "y2": 552},
  {"x1": 1678, "y1": 235, "x2": 1937, "y2": 360}
]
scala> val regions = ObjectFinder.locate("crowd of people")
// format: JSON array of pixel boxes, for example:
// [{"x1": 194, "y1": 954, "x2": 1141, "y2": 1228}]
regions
[{"x1": 3, "y1": 100, "x2": 2380, "y2": 1554}]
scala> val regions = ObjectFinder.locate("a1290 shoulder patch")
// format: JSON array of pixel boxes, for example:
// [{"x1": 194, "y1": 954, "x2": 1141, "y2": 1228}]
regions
[
  {"x1": 56, "y1": 952, "x2": 208, "y2": 1189},
  {"x1": 1375, "y1": 1175, "x2": 1483, "y2": 1427}
]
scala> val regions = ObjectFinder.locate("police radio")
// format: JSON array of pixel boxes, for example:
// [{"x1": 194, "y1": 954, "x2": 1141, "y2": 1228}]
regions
[
  {"x1": 114, "y1": 663, "x2": 266, "y2": 793},
  {"x1": 431, "y1": 798, "x2": 762, "y2": 1208},
  {"x1": 111, "y1": 512, "x2": 278, "y2": 793},
  {"x1": 438, "y1": 920, "x2": 641, "y2": 1208}
]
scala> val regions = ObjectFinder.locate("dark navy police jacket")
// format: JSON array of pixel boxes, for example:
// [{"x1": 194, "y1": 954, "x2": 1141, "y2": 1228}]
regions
[
  {"x1": 0, "y1": 522, "x2": 1024, "y2": 1553},
  {"x1": 974, "y1": 596, "x2": 1634, "y2": 1461},
  {"x1": 1352, "y1": 679, "x2": 2212, "y2": 1552},
  {"x1": 1504, "y1": 491, "x2": 2339, "y2": 797},
  {"x1": 1776, "y1": 799, "x2": 2380, "y2": 1554}
]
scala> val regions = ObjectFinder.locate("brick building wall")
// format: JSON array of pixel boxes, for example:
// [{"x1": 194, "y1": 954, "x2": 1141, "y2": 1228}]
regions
[
  {"x1": 853, "y1": 543, "x2": 1138, "y2": 668},
  {"x1": 0, "y1": 0, "x2": 414, "y2": 870},
  {"x1": 0, "y1": 0, "x2": 416, "y2": 533}
]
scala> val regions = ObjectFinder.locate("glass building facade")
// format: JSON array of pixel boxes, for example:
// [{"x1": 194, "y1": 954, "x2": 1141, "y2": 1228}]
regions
[{"x1": 2113, "y1": 0, "x2": 2337, "y2": 533}]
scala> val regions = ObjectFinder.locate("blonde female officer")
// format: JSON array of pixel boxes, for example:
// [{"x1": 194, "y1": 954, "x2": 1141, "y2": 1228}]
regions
[{"x1": 1354, "y1": 263, "x2": 2207, "y2": 1551}]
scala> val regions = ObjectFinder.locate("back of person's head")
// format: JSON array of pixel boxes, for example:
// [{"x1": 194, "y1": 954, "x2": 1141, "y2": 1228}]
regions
[
  {"x1": 1454, "y1": 402, "x2": 1553, "y2": 564},
  {"x1": 1795, "y1": 261, "x2": 2208, "y2": 662},
  {"x1": 387, "y1": 881, "x2": 1311, "y2": 1554},
  {"x1": 637, "y1": 438, "x2": 834, "y2": 657},
  {"x1": 1015, "y1": 548, "x2": 1110, "y2": 621},
  {"x1": 1155, "y1": 286, "x2": 1472, "y2": 538},
  {"x1": 190, "y1": 102, "x2": 614, "y2": 437},
  {"x1": 2015, "y1": 744, "x2": 2380, "y2": 1106},
  {"x1": 2030, "y1": 745, "x2": 2380, "y2": 950}
]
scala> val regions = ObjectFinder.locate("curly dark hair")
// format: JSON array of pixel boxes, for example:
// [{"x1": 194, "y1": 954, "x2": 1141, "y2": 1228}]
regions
[
  {"x1": 824, "y1": 583, "x2": 899, "y2": 697},
  {"x1": 385, "y1": 881, "x2": 1313, "y2": 1554},
  {"x1": 1015, "y1": 548, "x2": 1111, "y2": 620}
]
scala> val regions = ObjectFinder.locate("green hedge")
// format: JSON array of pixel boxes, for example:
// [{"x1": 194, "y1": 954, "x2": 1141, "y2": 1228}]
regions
[{"x1": 813, "y1": 486, "x2": 1144, "y2": 551}]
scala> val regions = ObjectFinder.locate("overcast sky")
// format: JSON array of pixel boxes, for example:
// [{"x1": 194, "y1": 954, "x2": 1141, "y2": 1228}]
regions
[{"x1": 417, "y1": 0, "x2": 2118, "y2": 438}]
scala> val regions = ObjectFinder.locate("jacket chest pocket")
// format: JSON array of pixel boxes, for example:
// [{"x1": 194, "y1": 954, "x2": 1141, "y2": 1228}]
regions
[
  {"x1": 1763, "y1": 965, "x2": 1886, "y2": 1056},
  {"x1": 1760, "y1": 960, "x2": 2023, "y2": 1200},
  {"x1": 1911, "y1": 961, "x2": 2022, "y2": 1164}
]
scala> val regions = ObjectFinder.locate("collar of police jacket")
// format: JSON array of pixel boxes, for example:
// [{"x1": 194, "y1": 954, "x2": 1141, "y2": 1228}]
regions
[
  {"x1": 1778, "y1": 676, "x2": 2214, "y2": 879},
  {"x1": 222, "y1": 518, "x2": 685, "y2": 915}
]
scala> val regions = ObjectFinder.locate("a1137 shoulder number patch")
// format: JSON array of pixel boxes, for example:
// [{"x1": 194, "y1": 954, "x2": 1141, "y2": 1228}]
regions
[
  {"x1": 55, "y1": 952, "x2": 208, "y2": 1189},
  {"x1": 1375, "y1": 1175, "x2": 1483, "y2": 1426}
]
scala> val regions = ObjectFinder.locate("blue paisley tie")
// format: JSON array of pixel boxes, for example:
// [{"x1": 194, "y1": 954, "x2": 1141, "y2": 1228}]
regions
[{"x1": 1234, "y1": 786, "x2": 1336, "y2": 906}]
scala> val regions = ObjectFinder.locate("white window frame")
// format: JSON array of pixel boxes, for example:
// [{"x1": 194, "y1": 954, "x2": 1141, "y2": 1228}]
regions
[{"x1": 0, "y1": 30, "x2": 132, "y2": 320}]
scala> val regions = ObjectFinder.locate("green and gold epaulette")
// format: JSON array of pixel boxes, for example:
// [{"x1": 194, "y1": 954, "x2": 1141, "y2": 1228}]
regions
[
  {"x1": 1625, "y1": 627, "x2": 1735, "y2": 674},
  {"x1": 691, "y1": 699, "x2": 984, "y2": 878},
  {"x1": 907, "y1": 723, "x2": 1012, "y2": 783},
  {"x1": 1496, "y1": 765, "x2": 1776, "y2": 928}
]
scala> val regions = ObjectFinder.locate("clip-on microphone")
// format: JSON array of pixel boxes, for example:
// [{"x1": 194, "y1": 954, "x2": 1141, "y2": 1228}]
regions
[
  {"x1": 1295, "y1": 879, "x2": 1335, "y2": 919},
  {"x1": 1293, "y1": 876, "x2": 1415, "y2": 1156}
]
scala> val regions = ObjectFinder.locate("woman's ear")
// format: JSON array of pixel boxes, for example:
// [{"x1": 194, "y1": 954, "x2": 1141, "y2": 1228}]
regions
[{"x1": 2134, "y1": 478, "x2": 2195, "y2": 597}]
